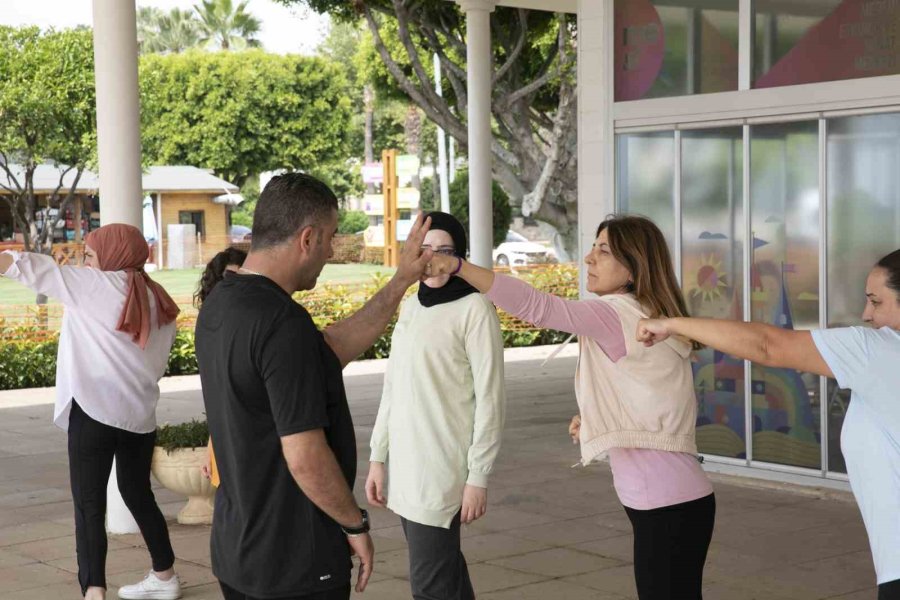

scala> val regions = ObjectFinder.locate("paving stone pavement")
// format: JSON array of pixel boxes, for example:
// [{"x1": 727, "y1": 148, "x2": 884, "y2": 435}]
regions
[{"x1": 0, "y1": 346, "x2": 878, "y2": 599}]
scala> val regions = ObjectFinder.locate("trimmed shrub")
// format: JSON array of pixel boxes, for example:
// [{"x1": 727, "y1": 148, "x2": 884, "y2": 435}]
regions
[
  {"x1": 156, "y1": 419, "x2": 209, "y2": 453},
  {"x1": 0, "y1": 265, "x2": 581, "y2": 390}
]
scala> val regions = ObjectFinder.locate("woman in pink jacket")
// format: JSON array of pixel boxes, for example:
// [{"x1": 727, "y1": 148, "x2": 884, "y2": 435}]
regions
[{"x1": 427, "y1": 215, "x2": 714, "y2": 600}]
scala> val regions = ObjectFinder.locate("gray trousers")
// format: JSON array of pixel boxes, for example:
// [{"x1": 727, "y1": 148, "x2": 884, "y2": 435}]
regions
[{"x1": 400, "y1": 511, "x2": 475, "y2": 600}]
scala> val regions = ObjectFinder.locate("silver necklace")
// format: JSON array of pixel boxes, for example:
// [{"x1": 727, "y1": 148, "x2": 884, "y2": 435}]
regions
[{"x1": 237, "y1": 267, "x2": 265, "y2": 277}]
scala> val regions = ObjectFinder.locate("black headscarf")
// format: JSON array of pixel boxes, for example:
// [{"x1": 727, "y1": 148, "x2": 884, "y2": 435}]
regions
[{"x1": 417, "y1": 211, "x2": 479, "y2": 308}]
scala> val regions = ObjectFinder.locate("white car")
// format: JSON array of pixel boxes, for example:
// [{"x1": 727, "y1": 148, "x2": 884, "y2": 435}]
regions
[{"x1": 493, "y1": 230, "x2": 556, "y2": 266}]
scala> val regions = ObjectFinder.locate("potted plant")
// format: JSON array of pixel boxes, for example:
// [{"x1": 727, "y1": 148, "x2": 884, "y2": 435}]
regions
[{"x1": 151, "y1": 418, "x2": 214, "y2": 525}]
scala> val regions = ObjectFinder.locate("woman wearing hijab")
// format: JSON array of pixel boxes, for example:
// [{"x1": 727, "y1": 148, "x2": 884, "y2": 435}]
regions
[
  {"x1": 0, "y1": 224, "x2": 182, "y2": 600},
  {"x1": 365, "y1": 212, "x2": 506, "y2": 600}
]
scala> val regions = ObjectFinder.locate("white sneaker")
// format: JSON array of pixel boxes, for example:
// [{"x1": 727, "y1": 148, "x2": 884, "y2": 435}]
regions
[{"x1": 117, "y1": 571, "x2": 182, "y2": 600}]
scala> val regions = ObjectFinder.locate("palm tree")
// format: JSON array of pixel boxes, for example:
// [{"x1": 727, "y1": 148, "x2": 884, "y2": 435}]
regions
[
  {"x1": 137, "y1": 6, "x2": 164, "y2": 53},
  {"x1": 194, "y1": 0, "x2": 262, "y2": 51},
  {"x1": 137, "y1": 7, "x2": 202, "y2": 54}
]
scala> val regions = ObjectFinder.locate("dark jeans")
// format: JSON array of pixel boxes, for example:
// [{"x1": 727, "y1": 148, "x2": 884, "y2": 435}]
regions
[
  {"x1": 68, "y1": 400, "x2": 175, "y2": 593},
  {"x1": 880, "y1": 579, "x2": 900, "y2": 600},
  {"x1": 624, "y1": 493, "x2": 716, "y2": 600},
  {"x1": 400, "y1": 511, "x2": 474, "y2": 600},
  {"x1": 219, "y1": 581, "x2": 351, "y2": 600}
]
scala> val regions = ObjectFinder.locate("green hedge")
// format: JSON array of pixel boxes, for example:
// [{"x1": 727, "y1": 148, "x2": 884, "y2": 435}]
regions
[
  {"x1": 0, "y1": 266, "x2": 579, "y2": 390},
  {"x1": 0, "y1": 338, "x2": 59, "y2": 390}
]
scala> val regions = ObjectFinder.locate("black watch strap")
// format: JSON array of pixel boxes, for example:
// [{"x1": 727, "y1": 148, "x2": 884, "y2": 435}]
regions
[{"x1": 340, "y1": 508, "x2": 370, "y2": 536}]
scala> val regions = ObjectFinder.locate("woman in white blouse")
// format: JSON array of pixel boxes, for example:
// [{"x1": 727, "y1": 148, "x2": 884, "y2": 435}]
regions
[{"x1": 0, "y1": 224, "x2": 182, "y2": 600}]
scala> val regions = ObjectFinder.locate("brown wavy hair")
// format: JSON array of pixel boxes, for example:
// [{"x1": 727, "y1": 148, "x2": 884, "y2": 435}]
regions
[{"x1": 597, "y1": 215, "x2": 702, "y2": 350}]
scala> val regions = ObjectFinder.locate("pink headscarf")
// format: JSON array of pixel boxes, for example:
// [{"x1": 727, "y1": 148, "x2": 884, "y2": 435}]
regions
[{"x1": 84, "y1": 224, "x2": 180, "y2": 349}]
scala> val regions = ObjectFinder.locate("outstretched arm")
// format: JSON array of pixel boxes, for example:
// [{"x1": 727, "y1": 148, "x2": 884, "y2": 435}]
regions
[
  {"x1": 0, "y1": 250, "x2": 104, "y2": 309},
  {"x1": 429, "y1": 255, "x2": 626, "y2": 359},
  {"x1": 323, "y1": 214, "x2": 432, "y2": 368},
  {"x1": 637, "y1": 317, "x2": 834, "y2": 378}
]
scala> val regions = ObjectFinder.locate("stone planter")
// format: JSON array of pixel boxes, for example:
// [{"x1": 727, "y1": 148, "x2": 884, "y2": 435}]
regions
[{"x1": 151, "y1": 446, "x2": 214, "y2": 525}]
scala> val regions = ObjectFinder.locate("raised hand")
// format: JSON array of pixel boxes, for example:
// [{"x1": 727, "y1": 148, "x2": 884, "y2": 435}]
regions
[{"x1": 395, "y1": 213, "x2": 432, "y2": 287}]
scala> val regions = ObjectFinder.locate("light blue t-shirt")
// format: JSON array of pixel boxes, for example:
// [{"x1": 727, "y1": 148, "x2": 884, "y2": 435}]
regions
[{"x1": 812, "y1": 326, "x2": 900, "y2": 585}]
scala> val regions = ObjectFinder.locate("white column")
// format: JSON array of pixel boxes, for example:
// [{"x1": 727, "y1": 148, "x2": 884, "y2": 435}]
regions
[
  {"x1": 577, "y1": 0, "x2": 615, "y2": 297},
  {"x1": 92, "y1": 0, "x2": 143, "y2": 535},
  {"x1": 434, "y1": 53, "x2": 451, "y2": 214},
  {"x1": 106, "y1": 460, "x2": 140, "y2": 533},
  {"x1": 92, "y1": 0, "x2": 143, "y2": 228},
  {"x1": 457, "y1": 0, "x2": 496, "y2": 267}
]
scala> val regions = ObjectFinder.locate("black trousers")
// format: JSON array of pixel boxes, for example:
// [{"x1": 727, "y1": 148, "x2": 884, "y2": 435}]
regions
[
  {"x1": 880, "y1": 579, "x2": 900, "y2": 600},
  {"x1": 400, "y1": 511, "x2": 474, "y2": 600},
  {"x1": 219, "y1": 581, "x2": 350, "y2": 600},
  {"x1": 624, "y1": 493, "x2": 716, "y2": 600},
  {"x1": 68, "y1": 400, "x2": 175, "y2": 593}
]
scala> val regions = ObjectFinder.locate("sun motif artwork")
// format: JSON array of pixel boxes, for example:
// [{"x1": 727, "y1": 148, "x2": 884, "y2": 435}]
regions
[{"x1": 691, "y1": 254, "x2": 728, "y2": 302}]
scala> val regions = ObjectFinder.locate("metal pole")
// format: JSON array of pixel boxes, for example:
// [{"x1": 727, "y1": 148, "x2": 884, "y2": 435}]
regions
[{"x1": 434, "y1": 54, "x2": 451, "y2": 213}]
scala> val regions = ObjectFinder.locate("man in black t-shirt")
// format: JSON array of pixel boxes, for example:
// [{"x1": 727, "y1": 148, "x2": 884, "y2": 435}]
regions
[{"x1": 195, "y1": 173, "x2": 433, "y2": 600}]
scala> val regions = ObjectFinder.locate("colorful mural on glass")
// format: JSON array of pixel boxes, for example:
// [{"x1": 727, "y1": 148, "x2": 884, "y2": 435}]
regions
[{"x1": 690, "y1": 240, "x2": 821, "y2": 467}]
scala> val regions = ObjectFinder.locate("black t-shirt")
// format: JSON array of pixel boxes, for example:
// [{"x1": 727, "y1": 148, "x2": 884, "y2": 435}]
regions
[{"x1": 195, "y1": 275, "x2": 357, "y2": 598}]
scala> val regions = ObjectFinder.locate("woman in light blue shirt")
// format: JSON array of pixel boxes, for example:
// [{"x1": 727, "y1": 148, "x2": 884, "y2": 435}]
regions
[{"x1": 637, "y1": 249, "x2": 900, "y2": 600}]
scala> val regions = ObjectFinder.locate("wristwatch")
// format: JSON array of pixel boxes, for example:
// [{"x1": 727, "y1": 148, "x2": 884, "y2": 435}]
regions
[{"x1": 341, "y1": 508, "x2": 370, "y2": 537}]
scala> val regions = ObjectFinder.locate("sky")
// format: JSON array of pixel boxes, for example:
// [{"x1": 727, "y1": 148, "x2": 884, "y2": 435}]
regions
[{"x1": 0, "y1": 0, "x2": 330, "y2": 55}]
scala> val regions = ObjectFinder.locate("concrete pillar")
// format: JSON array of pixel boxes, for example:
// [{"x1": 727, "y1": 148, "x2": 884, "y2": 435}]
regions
[
  {"x1": 457, "y1": 0, "x2": 496, "y2": 267},
  {"x1": 92, "y1": 0, "x2": 143, "y2": 534},
  {"x1": 577, "y1": 0, "x2": 615, "y2": 297},
  {"x1": 92, "y1": 0, "x2": 143, "y2": 228}
]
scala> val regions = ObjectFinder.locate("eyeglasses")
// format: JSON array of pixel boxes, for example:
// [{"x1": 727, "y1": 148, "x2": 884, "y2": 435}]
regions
[{"x1": 421, "y1": 245, "x2": 456, "y2": 256}]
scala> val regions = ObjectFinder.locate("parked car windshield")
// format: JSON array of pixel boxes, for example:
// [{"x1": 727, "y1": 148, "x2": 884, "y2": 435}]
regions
[{"x1": 505, "y1": 230, "x2": 528, "y2": 243}]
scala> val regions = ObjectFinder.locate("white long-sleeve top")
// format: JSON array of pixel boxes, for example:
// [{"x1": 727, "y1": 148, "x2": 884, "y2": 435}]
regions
[
  {"x1": 1, "y1": 251, "x2": 176, "y2": 433},
  {"x1": 370, "y1": 292, "x2": 506, "y2": 529}
]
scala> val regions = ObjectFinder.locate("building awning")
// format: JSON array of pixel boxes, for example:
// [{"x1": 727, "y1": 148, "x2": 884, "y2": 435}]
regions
[
  {"x1": 212, "y1": 193, "x2": 244, "y2": 206},
  {"x1": 0, "y1": 164, "x2": 239, "y2": 195}
]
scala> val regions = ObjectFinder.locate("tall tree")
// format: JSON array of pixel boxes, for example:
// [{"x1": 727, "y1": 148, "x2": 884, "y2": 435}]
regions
[
  {"x1": 284, "y1": 1, "x2": 578, "y2": 258},
  {"x1": 138, "y1": 7, "x2": 203, "y2": 55},
  {"x1": 0, "y1": 26, "x2": 97, "y2": 253},
  {"x1": 140, "y1": 50, "x2": 352, "y2": 187},
  {"x1": 194, "y1": 0, "x2": 262, "y2": 51}
]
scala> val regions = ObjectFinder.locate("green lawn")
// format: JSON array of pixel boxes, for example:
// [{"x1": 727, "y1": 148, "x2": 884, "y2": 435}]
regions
[{"x1": 0, "y1": 263, "x2": 396, "y2": 306}]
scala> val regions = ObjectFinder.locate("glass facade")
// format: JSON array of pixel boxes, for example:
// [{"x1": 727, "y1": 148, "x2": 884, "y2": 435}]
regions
[
  {"x1": 616, "y1": 113, "x2": 900, "y2": 476},
  {"x1": 615, "y1": 132, "x2": 676, "y2": 250},
  {"x1": 826, "y1": 113, "x2": 900, "y2": 473},
  {"x1": 754, "y1": 1, "x2": 900, "y2": 88},
  {"x1": 609, "y1": 0, "x2": 900, "y2": 484},
  {"x1": 615, "y1": 0, "x2": 900, "y2": 97},
  {"x1": 615, "y1": 0, "x2": 739, "y2": 101},
  {"x1": 681, "y1": 129, "x2": 746, "y2": 459},
  {"x1": 750, "y1": 121, "x2": 821, "y2": 469}
]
